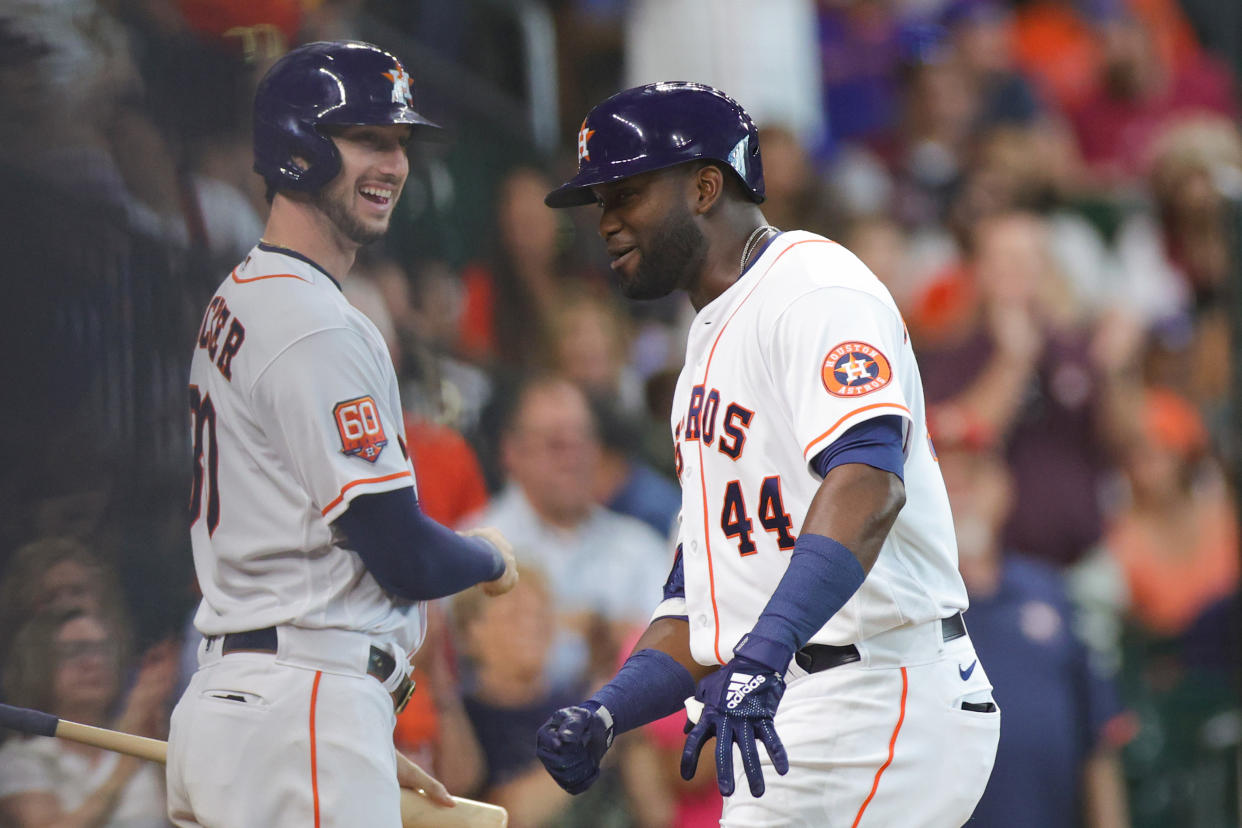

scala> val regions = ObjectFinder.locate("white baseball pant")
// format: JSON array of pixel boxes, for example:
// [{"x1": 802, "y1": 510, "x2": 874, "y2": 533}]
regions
[
  {"x1": 167, "y1": 636, "x2": 402, "y2": 827},
  {"x1": 720, "y1": 621, "x2": 1000, "y2": 827}
]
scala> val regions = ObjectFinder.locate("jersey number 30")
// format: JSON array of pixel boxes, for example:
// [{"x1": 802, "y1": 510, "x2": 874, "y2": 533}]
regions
[
  {"x1": 189, "y1": 385, "x2": 220, "y2": 535},
  {"x1": 720, "y1": 476, "x2": 796, "y2": 556}
]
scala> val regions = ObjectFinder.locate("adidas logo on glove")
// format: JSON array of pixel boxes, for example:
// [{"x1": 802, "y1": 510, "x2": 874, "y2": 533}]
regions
[{"x1": 725, "y1": 673, "x2": 767, "y2": 709}]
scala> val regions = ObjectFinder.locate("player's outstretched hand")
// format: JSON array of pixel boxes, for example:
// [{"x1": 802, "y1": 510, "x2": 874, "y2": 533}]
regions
[
  {"x1": 536, "y1": 703, "x2": 614, "y2": 794},
  {"x1": 680, "y1": 657, "x2": 789, "y2": 797},
  {"x1": 460, "y1": 527, "x2": 518, "y2": 596}
]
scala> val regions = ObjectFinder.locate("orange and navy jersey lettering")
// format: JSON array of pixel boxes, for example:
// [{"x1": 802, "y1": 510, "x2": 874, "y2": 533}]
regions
[
  {"x1": 674, "y1": 420, "x2": 685, "y2": 477},
  {"x1": 197, "y1": 295, "x2": 247, "y2": 381},
  {"x1": 680, "y1": 386, "x2": 755, "y2": 462},
  {"x1": 717, "y1": 474, "x2": 797, "y2": 558},
  {"x1": 701, "y1": 389, "x2": 721, "y2": 446},
  {"x1": 720, "y1": 479, "x2": 756, "y2": 556},
  {"x1": 189, "y1": 384, "x2": 220, "y2": 536},
  {"x1": 685, "y1": 385, "x2": 705, "y2": 441},
  {"x1": 718, "y1": 403, "x2": 754, "y2": 460}
]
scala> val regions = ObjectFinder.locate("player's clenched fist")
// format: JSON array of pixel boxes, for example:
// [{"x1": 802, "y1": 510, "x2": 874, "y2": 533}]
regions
[
  {"x1": 536, "y1": 704, "x2": 614, "y2": 794},
  {"x1": 460, "y1": 527, "x2": 518, "y2": 596},
  {"x1": 681, "y1": 657, "x2": 789, "y2": 797}
]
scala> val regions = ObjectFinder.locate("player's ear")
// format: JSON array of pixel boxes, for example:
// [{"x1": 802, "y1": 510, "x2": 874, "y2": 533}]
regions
[{"x1": 691, "y1": 163, "x2": 724, "y2": 215}]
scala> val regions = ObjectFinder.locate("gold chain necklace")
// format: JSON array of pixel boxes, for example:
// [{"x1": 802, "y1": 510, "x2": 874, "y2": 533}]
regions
[{"x1": 739, "y1": 225, "x2": 779, "y2": 275}]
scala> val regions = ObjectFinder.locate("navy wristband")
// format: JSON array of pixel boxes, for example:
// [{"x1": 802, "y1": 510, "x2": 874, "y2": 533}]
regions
[
  {"x1": 741, "y1": 533, "x2": 867, "y2": 671},
  {"x1": 732, "y1": 633, "x2": 796, "y2": 675},
  {"x1": 588, "y1": 648, "x2": 696, "y2": 735}
]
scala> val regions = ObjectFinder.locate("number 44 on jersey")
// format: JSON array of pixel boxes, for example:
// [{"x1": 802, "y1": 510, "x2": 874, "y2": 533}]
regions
[{"x1": 677, "y1": 384, "x2": 796, "y2": 558}]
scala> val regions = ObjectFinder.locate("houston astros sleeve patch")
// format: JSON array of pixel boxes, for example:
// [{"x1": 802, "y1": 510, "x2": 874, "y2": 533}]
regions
[
  {"x1": 821, "y1": 342, "x2": 892, "y2": 397},
  {"x1": 334, "y1": 396, "x2": 388, "y2": 462}
]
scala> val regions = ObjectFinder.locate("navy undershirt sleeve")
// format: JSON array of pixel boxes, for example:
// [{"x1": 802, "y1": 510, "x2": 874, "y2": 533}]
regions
[
  {"x1": 334, "y1": 487, "x2": 505, "y2": 601},
  {"x1": 662, "y1": 545, "x2": 686, "y2": 602},
  {"x1": 810, "y1": 414, "x2": 905, "y2": 481}
]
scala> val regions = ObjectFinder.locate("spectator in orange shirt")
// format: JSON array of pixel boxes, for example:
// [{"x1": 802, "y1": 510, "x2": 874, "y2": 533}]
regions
[
  {"x1": 1106, "y1": 388, "x2": 1238, "y2": 638},
  {"x1": 403, "y1": 415, "x2": 489, "y2": 528}
]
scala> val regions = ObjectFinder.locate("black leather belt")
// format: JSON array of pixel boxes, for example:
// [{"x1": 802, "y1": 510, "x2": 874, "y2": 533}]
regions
[
  {"x1": 211, "y1": 627, "x2": 416, "y2": 714},
  {"x1": 794, "y1": 612, "x2": 968, "y2": 674}
]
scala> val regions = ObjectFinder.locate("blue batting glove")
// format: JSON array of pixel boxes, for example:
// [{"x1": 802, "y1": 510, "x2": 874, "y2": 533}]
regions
[
  {"x1": 680, "y1": 650, "x2": 790, "y2": 797},
  {"x1": 536, "y1": 702, "x2": 614, "y2": 794}
]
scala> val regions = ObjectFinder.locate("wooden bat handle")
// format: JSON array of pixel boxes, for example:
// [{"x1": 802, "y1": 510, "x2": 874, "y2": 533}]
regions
[
  {"x1": 55, "y1": 719, "x2": 167, "y2": 763},
  {"x1": 0, "y1": 703, "x2": 507, "y2": 827},
  {"x1": 400, "y1": 790, "x2": 508, "y2": 827}
]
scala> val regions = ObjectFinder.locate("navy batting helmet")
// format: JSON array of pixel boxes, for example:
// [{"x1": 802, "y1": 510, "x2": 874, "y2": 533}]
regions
[
  {"x1": 253, "y1": 41, "x2": 439, "y2": 194},
  {"x1": 545, "y1": 82, "x2": 764, "y2": 208}
]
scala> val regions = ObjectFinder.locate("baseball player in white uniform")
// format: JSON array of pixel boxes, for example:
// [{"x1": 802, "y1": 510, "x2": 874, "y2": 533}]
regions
[
  {"x1": 166, "y1": 42, "x2": 517, "y2": 827},
  {"x1": 535, "y1": 82, "x2": 999, "y2": 826}
]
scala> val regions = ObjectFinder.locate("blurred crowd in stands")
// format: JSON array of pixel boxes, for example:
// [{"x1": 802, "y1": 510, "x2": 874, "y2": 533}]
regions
[{"x1": 0, "y1": 0, "x2": 1238, "y2": 826}]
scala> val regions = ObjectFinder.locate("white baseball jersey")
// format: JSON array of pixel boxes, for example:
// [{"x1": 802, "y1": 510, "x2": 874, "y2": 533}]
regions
[
  {"x1": 653, "y1": 231, "x2": 968, "y2": 667},
  {"x1": 187, "y1": 242, "x2": 424, "y2": 653}
]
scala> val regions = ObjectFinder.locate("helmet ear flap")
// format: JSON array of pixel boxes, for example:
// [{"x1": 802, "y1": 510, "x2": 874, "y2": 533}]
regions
[
  {"x1": 276, "y1": 121, "x2": 342, "y2": 193},
  {"x1": 253, "y1": 114, "x2": 342, "y2": 195}
]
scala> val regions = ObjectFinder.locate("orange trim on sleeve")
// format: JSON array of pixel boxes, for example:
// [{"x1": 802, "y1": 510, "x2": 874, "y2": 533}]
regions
[
  {"x1": 802, "y1": 403, "x2": 911, "y2": 460},
  {"x1": 851, "y1": 666, "x2": 908, "y2": 828},
  {"x1": 696, "y1": 238, "x2": 838, "y2": 664},
  {"x1": 320, "y1": 471, "x2": 413, "y2": 516},
  {"x1": 231, "y1": 269, "x2": 312, "y2": 284},
  {"x1": 309, "y1": 670, "x2": 323, "y2": 828}
]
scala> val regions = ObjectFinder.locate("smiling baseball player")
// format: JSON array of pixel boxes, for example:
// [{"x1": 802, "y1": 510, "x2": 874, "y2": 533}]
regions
[
  {"x1": 166, "y1": 42, "x2": 517, "y2": 828},
  {"x1": 535, "y1": 82, "x2": 999, "y2": 826}
]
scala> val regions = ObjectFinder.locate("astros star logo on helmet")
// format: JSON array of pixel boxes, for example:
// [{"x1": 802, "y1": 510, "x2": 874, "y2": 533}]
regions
[
  {"x1": 383, "y1": 65, "x2": 413, "y2": 106},
  {"x1": 822, "y1": 341, "x2": 892, "y2": 397},
  {"x1": 577, "y1": 119, "x2": 596, "y2": 165}
]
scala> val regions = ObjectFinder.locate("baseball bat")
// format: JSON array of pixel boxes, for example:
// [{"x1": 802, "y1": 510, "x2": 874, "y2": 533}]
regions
[{"x1": 0, "y1": 702, "x2": 507, "y2": 828}]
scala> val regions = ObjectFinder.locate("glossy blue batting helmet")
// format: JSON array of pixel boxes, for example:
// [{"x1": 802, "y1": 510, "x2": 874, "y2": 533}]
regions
[
  {"x1": 253, "y1": 41, "x2": 440, "y2": 194},
  {"x1": 545, "y1": 81, "x2": 765, "y2": 208}
]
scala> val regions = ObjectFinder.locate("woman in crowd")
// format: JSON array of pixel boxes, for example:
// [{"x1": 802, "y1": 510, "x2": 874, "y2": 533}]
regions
[
  {"x1": 1107, "y1": 387, "x2": 1238, "y2": 639},
  {"x1": 0, "y1": 609, "x2": 177, "y2": 828}
]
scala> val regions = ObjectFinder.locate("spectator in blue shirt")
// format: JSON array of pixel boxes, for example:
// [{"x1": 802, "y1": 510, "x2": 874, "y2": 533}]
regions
[{"x1": 940, "y1": 440, "x2": 1133, "y2": 828}]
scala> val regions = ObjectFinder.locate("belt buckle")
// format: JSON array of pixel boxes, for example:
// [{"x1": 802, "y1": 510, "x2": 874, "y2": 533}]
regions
[{"x1": 392, "y1": 674, "x2": 416, "y2": 714}]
